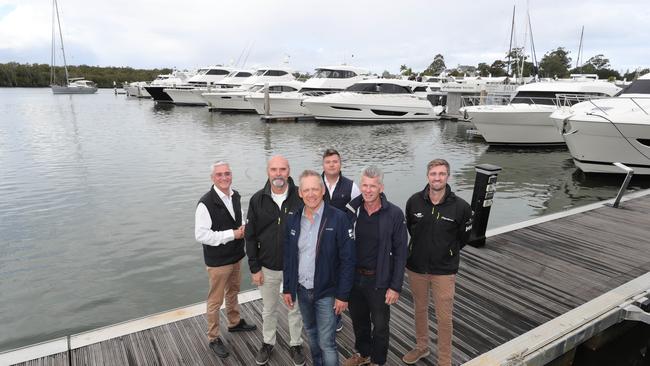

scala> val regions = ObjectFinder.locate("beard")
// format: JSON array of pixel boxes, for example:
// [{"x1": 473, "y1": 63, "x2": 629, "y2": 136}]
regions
[{"x1": 271, "y1": 177, "x2": 286, "y2": 188}]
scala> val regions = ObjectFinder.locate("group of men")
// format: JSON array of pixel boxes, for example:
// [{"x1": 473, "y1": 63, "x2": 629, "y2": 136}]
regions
[{"x1": 194, "y1": 149, "x2": 473, "y2": 366}]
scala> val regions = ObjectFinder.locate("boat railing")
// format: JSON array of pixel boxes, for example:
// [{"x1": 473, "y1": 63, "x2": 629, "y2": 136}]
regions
[
  {"x1": 555, "y1": 93, "x2": 611, "y2": 108},
  {"x1": 461, "y1": 94, "x2": 511, "y2": 107}
]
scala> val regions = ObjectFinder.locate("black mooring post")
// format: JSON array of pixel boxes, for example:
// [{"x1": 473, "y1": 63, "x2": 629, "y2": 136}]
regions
[{"x1": 468, "y1": 164, "x2": 502, "y2": 247}]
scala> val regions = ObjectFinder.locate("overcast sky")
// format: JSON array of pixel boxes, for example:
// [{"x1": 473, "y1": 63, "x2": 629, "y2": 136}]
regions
[{"x1": 0, "y1": 0, "x2": 648, "y2": 74}]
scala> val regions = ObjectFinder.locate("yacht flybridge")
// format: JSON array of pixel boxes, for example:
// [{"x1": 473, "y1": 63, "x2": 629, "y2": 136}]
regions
[
  {"x1": 164, "y1": 66, "x2": 233, "y2": 105},
  {"x1": 550, "y1": 73, "x2": 650, "y2": 174},
  {"x1": 247, "y1": 65, "x2": 372, "y2": 116},
  {"x1": 302, "y1": 79, "x2": 442, "y2": 122},
  {"x1": 144, "y1": 70, "x2": 195, "y2": 103},
  {"x1": 462, "y1": 75, "x2": 621, "y2": 145}
]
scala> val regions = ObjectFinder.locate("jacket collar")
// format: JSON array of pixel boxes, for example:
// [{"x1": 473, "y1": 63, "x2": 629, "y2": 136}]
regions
[
  {"x1": 419, "y1": 184, "x2": 455, "y2": 205},
  {"x1": 349, "y1": 192, "x2": 389, "y2": 212}
]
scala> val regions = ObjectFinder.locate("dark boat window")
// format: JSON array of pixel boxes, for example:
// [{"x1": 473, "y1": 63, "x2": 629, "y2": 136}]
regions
[
  {"x1": 254, "y1": 70, "x2": 267, "y2": 76},
  {"x1": 346, "y1": 83, "x2": 411, "y2": 94},
  {"x1": 511, "y1": 91, "x2": 611, "y2": 105},
  {"x1": 206, "y1": 69, "x2": 230, "y2": 75},
  {"x1": 619, "y1": 80, "x2": 650, "y2": 95},
  {"x1": 265, "y1": 70, "x2": 288, "y2": 77},
  {"x1": 281, "y1": 86, "x2": 298, "y2": 92},
  {"x1": 314, "y1": 69, "x2": 358, "y2": 79},
  {"x1": 413, "y1": 86, "x2": 428, "y2": 92},
  {"x1": 235, "y1": 72, "x2": 252, "y2": 77}
]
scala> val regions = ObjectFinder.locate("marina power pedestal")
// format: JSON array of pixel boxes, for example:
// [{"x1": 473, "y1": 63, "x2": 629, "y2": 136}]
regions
[{"x1": 468, "y1": 164, "x2": 502, "y2": 247}]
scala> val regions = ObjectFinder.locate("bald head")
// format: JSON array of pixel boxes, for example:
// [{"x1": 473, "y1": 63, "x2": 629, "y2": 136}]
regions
[{"x1": 267, "y1": 155, "x2": 290, "y2": 191}]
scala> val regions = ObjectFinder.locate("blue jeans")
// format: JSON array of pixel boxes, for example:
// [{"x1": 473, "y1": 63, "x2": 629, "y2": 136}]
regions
[{"x1": 297, "y1": 285, "x2": 338, "y2": 366}]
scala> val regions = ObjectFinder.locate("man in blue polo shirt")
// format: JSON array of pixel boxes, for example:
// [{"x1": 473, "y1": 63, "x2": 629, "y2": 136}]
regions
[{"x1": 283, "y1": 170, "x2": 356, "y2": 366}]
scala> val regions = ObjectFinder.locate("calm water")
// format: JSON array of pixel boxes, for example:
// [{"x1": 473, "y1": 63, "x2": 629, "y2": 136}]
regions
[{"x1": 1, "y1": 88, "x2": 649, "y2": 352}]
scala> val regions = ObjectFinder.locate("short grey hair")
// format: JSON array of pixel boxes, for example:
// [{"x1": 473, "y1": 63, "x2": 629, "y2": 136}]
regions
[
  {"x1": 210, "y1": 161, "x2": 229, "y2": 174},
  {"x1": 360, "y1": 165, "x2": 383, "y2": 185},
  {"x1": 298, "y1": 169, "x2": 324, "y2": 189}
]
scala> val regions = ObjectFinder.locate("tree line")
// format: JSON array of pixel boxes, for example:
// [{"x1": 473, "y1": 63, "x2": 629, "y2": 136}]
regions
[
  {"x1": 393, "y1": 48, "x2": 648, "y2": 82},
  {"x1": 0, "y1": 62, "x2": 171, "y2": 88}
]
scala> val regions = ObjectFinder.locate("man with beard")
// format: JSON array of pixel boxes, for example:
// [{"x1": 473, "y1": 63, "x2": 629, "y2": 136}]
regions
[
  {"x1": 401, "y1": 159, "x2": 472, "y2": 366},
  {"x1": 246, "y1": 155, "x2": 305, "y2": 365}
]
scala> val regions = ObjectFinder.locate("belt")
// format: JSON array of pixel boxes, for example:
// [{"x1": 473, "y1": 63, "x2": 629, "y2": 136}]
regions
[{"x1": 356, "y1": 268, "x2": 376, "y2": 276}]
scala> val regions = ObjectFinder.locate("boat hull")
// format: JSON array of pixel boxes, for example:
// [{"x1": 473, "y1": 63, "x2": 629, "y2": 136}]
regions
[
  {"x1": 51, "y1": 85, "x2": 98, "y2": 94},
  {"x1": 303, "y1": 93, "x2": 439, "y2": 122},
  {"x1": 165, "y1": 88, "x2": 208, "y2": 106},
  {"x1": 465, "y1": 104, "x2": 563, "y2": 145},
  {"x1": 248, "y1": 94, "x2": 308, "y2": 115},
  {"x1": 562, "y1": 118, "x2": 650, "y2": 174},
  {"x1": 144, "y1": 86, "x2": 174, "y2": 103}
]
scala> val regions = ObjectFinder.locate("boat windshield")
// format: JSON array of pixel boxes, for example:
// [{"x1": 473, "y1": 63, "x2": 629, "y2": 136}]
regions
[
  {"x1": 196, "y1": 69, "x2": 209, "y2": 75},
  {"x1": 510, "y1": 91, "x2": 611, "y2": 105},
  {"x1": 345, "y1": 83, "x2": 411, "y2": 94},
  {"x1": 314, "y1": 69, "x2": 357, "y2": 79},
  {"x1": 618, "y1": 80, "x2": 650, "y2": 95},
  {"x1": 254, "y1": 70, "x2": 267, "y2": 76},
  {"x1": 235, "y1": 72, "x2": 252, "y2": 78},
  {"x1": 206, "y1": 69, "x2": 230, "y2": 75}
]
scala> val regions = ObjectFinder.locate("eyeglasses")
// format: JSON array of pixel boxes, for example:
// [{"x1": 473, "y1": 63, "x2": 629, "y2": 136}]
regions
[{"x1": 213, "y1": 172, "x2": 232, "y2": 177}]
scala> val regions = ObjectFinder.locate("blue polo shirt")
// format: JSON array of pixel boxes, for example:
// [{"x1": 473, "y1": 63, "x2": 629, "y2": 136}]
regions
[{"x1": 297, "y1": 203, "x2": 324, "y2": 289}]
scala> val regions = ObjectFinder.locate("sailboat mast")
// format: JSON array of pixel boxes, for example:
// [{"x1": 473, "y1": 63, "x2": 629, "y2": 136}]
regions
[
  {"x1": 50, "y1": 0, "x2": 56, "y2": 85},
  {"x1": 576, "y1": 26, "x2": 584, "y2": 70},
  {"x1": 54, "y1": 0, "x2": 70, "y2": 84},
  {"x1": 507, "y1": 5, "x2": 515, "y2": 77}
]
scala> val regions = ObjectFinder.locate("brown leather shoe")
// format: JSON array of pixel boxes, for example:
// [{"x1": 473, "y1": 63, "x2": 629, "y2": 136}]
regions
[
  {"x1": 402, "y1": 348, "x2": 430, "y2": 364},
  {"x1": 343, "y1": 353, "x2": 370, "y2": 366}
]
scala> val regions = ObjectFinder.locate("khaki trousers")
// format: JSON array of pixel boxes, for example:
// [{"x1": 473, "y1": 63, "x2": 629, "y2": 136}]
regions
[
  {"x1": 259, "y1": 267, "x2": 303, "y2": 346},
  {"x1": 206, "y1": 260, "x2": 242, "y2": 342},
  {"x1": 407, "y1": 270, "x2": 456, "y2": 366}
]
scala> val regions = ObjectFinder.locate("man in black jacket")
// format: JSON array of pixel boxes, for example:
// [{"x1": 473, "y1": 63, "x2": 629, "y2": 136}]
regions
[
  {"x1": 401, "y1": 159, "x2": 473, "y2": 366},
  {"x1": 195, "y1": 162, "x2": 257, "y2": 358},
  {"x1": 246, "y1": 155, "x2": 305, "y2": 366},
  {"x1": 321, "y1": 148, "x2": 360, "y2": 332},
  {"x1": 343, "y1": 166, "x2": 408, "y2": 366}
]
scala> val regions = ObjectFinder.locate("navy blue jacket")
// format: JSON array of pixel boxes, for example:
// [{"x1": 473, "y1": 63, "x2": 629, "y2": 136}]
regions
[
  {"x1": 283, "y1": 203, "x2": 356, "y2": 302},
  {"x1": 346, "y1": 193, "x2": 408, "y2": 292},
  {"x1": 322, "y1": 172, "x2": 354, "y2": 211}
]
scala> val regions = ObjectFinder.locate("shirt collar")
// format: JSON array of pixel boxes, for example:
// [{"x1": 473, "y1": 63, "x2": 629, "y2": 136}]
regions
[
  {"x1": 302, "y1": 202, "x2": 324, "y2": 219},
  {"x1": 213, "y1": 185, "x2": 233, "y2": 200}
]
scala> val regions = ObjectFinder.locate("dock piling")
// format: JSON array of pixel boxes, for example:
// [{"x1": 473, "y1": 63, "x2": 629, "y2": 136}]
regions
[{"x1": 468, "y1": 163, "x2": 502, "y2": 247}]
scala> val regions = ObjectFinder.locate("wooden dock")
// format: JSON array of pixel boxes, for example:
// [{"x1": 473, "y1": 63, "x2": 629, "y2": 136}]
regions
[{"x1": 4, "y1": 190, "x2": 650, "y2": 366}]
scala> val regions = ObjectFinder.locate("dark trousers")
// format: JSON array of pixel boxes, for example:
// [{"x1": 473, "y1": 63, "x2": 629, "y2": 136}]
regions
[{"x1": 348, "y1": 274, "x2": 390, "y2": 365}]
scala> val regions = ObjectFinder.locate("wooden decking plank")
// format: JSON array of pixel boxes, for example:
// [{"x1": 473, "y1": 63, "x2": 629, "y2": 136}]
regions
[{"x1": 11, "y1": 194, "x2": 650, "y2": 366}]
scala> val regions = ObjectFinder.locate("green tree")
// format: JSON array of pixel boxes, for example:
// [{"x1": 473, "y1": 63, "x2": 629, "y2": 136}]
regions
[
  {"x1": 539, "y1": 47, "x2": 572, "y2": 78},
  {"x1": 423, "y1": 54, "x2": 446, "y2": 75},
  {"x1": 489, "y1": 60, "x2": 507, "y2": 77},
  {"x1": 399, "y1": 64, "x2": 413, "y2": 77},
  {"x1": 477, "y1": 62, "x2": 490, "y2": 77},
  {"x1": 505, "y1": 47, "x2": 535, "y2": 77}
]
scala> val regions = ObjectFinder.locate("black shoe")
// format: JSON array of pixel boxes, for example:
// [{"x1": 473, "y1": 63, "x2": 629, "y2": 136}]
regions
[
  {"x1": 228, "y1": 318, "x2": 257, "y2": 332},
  {"x1": 255, "y1": 343, "x2": 273, "y2": 365},
  {"x1": 209, "y1": 338, "x2": 229, "y2": 358},
  {"x1": 290, "y1": 345, "x2": 306, "y2": 366}
]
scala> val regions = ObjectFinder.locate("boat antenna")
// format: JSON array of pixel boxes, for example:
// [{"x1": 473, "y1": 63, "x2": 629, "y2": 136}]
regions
[
  {"x1": 575, "y1": 25, "x2": 584, "y2": 71},
  {"x1": 242, "y1": 40, "x2": 255, "y2": 68},
  {"x1": 506, "y1": 4, "x2": 515, "y2": 77},
  {"x1": 54, "y1": 0, "x2": 70, "y2": 84}
]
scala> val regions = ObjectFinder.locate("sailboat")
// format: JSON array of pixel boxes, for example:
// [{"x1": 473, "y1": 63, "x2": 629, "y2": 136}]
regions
[{"x1": 50, "y1": 0, "x2": 97, "y2": 94}]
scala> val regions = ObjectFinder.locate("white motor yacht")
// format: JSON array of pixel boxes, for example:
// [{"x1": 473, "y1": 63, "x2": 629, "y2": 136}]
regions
[
  {"x1": 144, "y1": 70, "x2": 195, "y2": 103},
  {"x1": 201, "y1": 67, "x2": 295, "y2": 110},
  {"x1": 247, "y1": 65, "x2": 371, "y2": 116},
  {"x1": 461, "y1": 75, "x2": 621, "y2": 145},
  {"x1": 211, "y1": 81, "x2": 304, "y2": 112},
  {"x1": 164, "y1": 66, "x2": 233, "y2": 105},
  {"x1": 125, "y1": 81, "x2": 151, "y2": 98},
  {"x1": 302, "y1": 79, "x2": 442, "y2": 122},
  {"x1": 549, "y1": 73, "x2": 650, "y2": 174}
]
